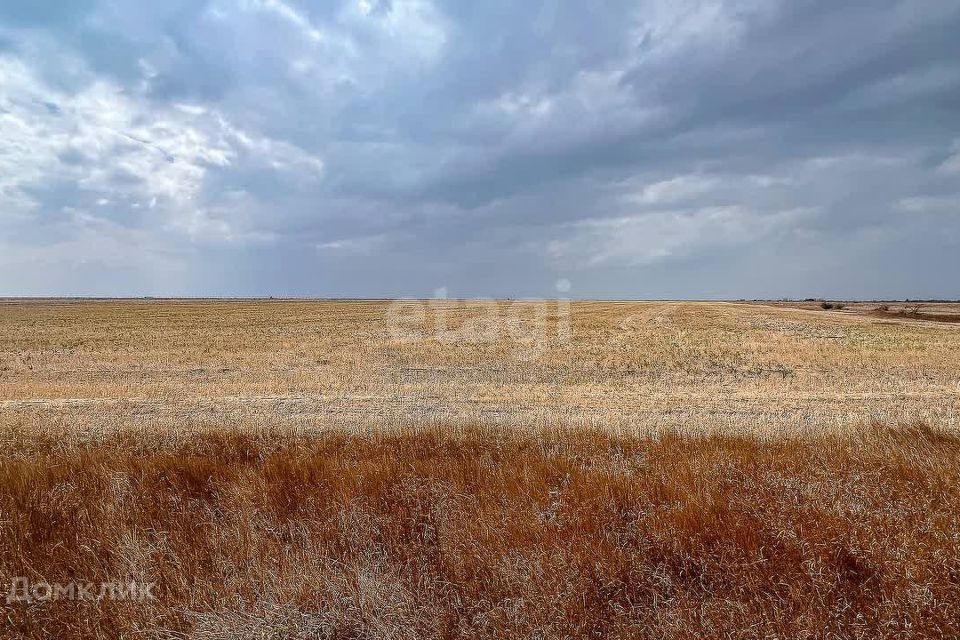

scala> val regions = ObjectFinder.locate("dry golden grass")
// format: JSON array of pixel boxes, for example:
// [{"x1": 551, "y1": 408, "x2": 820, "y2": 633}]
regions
[
  {"x1": 3, "y1": 425, "x2": 960, "y2": 638},
  {"x1": 3, "y1": 300, "x2": 960, "y2": 638},
  {"x1": 1, "y1": 299, "x2": 959, "y2": 436}
]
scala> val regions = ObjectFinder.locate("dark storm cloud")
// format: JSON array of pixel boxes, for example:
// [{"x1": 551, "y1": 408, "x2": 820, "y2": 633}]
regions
[{"x1": 0, "y1": 0, "x2": 958, "y2": 297}]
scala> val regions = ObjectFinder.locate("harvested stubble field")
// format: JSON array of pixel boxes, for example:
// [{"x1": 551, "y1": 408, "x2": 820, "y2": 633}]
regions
[{"x1": 2, "y1": 299, "x2": 960, "y2": 638}]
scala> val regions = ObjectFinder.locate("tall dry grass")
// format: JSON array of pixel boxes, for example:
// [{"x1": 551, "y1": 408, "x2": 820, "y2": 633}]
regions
[{"x1": 3, "y1": 423, "x2": 959, "y2": 639}]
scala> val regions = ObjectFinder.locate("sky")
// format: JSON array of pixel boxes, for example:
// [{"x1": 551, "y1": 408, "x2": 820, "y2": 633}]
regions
[{"x1": 1, "y1": 0, "x2": 959, "y2": 299}]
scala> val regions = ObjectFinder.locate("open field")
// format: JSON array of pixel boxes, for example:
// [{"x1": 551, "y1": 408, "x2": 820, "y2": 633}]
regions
[
  {"x1": 1, "y1": 299, "x2": 959, "y2": 437},
  {"x1": 3, "y1": 300, "x2": 960, "y2": 638}
]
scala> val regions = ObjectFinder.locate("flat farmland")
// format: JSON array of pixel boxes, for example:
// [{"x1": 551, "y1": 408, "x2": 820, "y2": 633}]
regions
[
  {"x1": 3, "y1": 300, "x2": 960, "y2": 639},
  {"x1": 1, "y1": 299, "x2": 959, "y2": 439}
]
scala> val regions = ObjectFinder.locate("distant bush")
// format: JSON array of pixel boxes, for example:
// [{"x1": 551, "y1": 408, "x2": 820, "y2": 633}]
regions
[
  {"x1": 821, "y1": 302, "x2": 834, "y2": 310},
  {"x1": 878, "y1": 305, "x2": 890, "y2": 312}
]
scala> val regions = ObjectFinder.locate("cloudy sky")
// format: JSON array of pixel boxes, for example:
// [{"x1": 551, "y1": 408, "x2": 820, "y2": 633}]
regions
[{"x1": 1, "y1": 0, "x2": 959, "y2": 298}]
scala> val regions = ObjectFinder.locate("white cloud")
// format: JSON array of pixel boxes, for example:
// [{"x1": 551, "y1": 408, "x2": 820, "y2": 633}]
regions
[
  {"x1": 243, "y1": 0, "x2": 324, "y2": 42},
  {"x1": 338, "y1": 0, "x2": 448, "y2": 63},
  {"x1": 940, "y1": 140, "x2": 960, "y2": 174},
  {"x1": 626, "y1": 174, "x2": 723, "y2": 205},
  {"x1": 897, "y1": 194, "x2": 960, "y2": 213},
  {"x1": 548, "y1": 205, "x2": 807, "y2": 267},
  {"x1": 316, "y1": 233, "x2": 389, "y2": 255},
  {"x1": 470, "y1": 67, "x2": 662, "y2": 159},
  {"x1": 167, "y1": 190, "x2": 278, "y2": 245},
  {"x1": 208, "y1": 0, "x2": 448, "y2": 97},
  {"x1": 629, "y1": 0, "x2": 770, "y2": 68},
  {"x1": 0, "y1": 54, "x2": 324, "y2": 246},
  {"x1": 0, "y1": 56, "x2": 226, "y2": 212}
]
